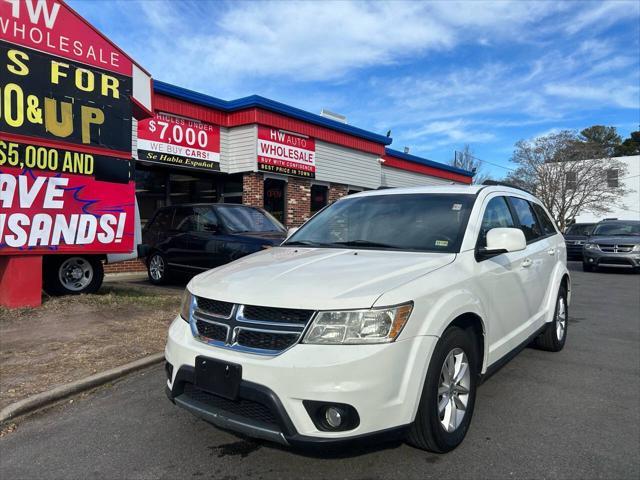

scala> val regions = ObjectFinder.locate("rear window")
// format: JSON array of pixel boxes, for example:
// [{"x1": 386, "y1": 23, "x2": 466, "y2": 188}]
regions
[
  {"x1": 531, "y1": 203, "x2": 557, "y2": 236},
  {"x1": 509, "y1": 197, "x2": 543, "y2": 242}
]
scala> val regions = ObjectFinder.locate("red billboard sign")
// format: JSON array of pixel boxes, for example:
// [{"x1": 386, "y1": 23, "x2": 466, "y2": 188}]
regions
[
  {"x1": 0, "y1": 142, "x2": 135, "y2": 254},
  {"x1": 0, "y1": 0, "x2": 132, "y2": 76},
  {"x1": 137, "y1": 112, "x2": 221, "y2": 171},
  {"x1": 257, "y1": 126, "x2": 315, "y2": 178},
  {"x1": 0, "y1": 0, "x2": 150, "y2": 256}
]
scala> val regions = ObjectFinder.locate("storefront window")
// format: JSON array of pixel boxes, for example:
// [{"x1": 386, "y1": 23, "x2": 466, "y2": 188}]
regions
[
  {"x1": 135, "y1": 165, "x2": 243, "y2": 225},
  {"x1": 264, "y1": 178, "x2": 286, "y2": 224},
  {"x1": 221, "y1": 176, "x2": 244, "y2": 204},
  {"x1": 135, "y1": 166, "x2": 167, "y2": 226},
  {"x1": 169, "y1": 173, "x2": 218, "y2": 205},
  {"x1": 310, "y1": 184, "x2": 328, "y2": 214}
]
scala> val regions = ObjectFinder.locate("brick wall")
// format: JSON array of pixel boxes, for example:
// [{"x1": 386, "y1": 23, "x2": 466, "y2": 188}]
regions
[
  {"x1": 243, "y1": 172, "x2": 264, "y2": 207},
  {"x1": 329, "y1": 183, "x2": 349, "y2": 203},
  {"x1": 286, "y1": 177, "x2": 311, "y2": 227},
  {"x1": 103, "y1": 259, "x2": 146, "y2": 274}
]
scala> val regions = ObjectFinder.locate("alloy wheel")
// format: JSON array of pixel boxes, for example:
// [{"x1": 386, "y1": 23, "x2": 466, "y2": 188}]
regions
[
  {"x1": 556, "y1": 296, "x2": 567, "y2": 341},
  {"x1": 437, "y1": 348, "x2": 471, "y2": 433},
  {"x1": 149, "y1": 255, "x2": 165, "y2": 281}
]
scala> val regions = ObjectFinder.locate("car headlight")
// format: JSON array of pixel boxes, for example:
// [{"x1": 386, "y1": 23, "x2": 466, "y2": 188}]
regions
[
  {"x1": 180, "y1": 289, "x2": 196, "y2": 322},
  {"x1": 303, "y1": 303, "x2": 413, "y2": 345},
  {"x1": 584, "y1": 243, "x2": 599, "y2": 250},
  {"x1": 632, "y1": 244, "x2": 640, "y2": 252}
]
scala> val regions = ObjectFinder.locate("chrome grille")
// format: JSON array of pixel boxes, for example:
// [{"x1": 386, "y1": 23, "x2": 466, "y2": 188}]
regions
[
  {"x1": 196, "y1": 298, "x2": 234, "y2": 318},
  {"x1": 598, "y1": 244, "x2": 634, "y2": 253},
  {"x1": 192, "y1": 297, "x2": 314, "y2": 355}
]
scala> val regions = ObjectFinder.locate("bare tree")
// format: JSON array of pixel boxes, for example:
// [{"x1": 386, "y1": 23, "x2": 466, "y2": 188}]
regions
[
  {"x1": 451, "y1": 145, "x2": 491, "y2": 184},
  {"x1": 506, "y1": 131, "x2": 629, "y2": 230}
]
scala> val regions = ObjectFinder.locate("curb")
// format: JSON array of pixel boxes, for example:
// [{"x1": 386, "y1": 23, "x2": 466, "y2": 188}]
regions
[{"x1": 0, "y1": 353, "x2": 164, "y2": 425}]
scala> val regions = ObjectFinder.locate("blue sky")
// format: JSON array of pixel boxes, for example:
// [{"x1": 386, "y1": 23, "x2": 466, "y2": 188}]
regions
[{"x1": 70, "y1": 0, "x2": 639, "y2": 178}]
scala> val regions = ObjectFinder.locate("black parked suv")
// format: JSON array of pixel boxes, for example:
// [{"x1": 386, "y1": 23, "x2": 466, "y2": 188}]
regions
[
  {"x1": 563, "y1": 222, "x2": 595, "y2": 260},
  {"x1": 140, "y1": 204, "x2": 286, "y2": 284}
]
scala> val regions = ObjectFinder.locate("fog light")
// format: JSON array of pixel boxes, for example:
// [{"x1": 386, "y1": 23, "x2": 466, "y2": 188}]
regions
[
  {"x1": 589, "y1": 258, "x2": 594, "y2": 263},
  {"x1": 325, "y1": 407, "x2": 343, "y2": 428}
]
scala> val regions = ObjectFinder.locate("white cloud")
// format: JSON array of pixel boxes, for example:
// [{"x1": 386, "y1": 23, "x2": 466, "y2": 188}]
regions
[
  {"x1": 565, "y1": 1, "x2": 637, "y2": 35},
  {"x1": 172, "y1": 1, "x2": 455, "y2": 83},
  {"x1": 544, "y1": 83, "x2": 640, "y2": 109}
]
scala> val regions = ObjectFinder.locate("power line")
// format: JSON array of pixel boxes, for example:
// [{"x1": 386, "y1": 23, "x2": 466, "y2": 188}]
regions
[{"x1": 454, "y1": 151, "x2": 517, "y2": 173}]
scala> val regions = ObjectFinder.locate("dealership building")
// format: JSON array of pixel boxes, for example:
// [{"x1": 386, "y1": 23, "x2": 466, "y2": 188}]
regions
[{"x1": 108, "y1": 81, "x2": 473, "y2": 272}]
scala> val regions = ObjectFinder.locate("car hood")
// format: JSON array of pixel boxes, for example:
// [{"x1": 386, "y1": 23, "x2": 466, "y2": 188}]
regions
[
  {"x1": 563, "y1": 235, "x2": 587, "y2": 241},
  {"x1": 189, "y1": 247, "x2": 455, "y2": 310},
  {"x1": 590, "y1": 236, "x2": 640, "y2": 245}
]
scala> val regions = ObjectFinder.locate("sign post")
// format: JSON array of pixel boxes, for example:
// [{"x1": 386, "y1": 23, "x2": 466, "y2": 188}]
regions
[{"x1": 0, "y1": 0, "x2": 152, "y2": 307}]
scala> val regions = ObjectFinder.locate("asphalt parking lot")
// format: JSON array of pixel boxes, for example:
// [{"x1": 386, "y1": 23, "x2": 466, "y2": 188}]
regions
[{"x1": 1, "y1": 263, "x2": 638, "y2": 480}]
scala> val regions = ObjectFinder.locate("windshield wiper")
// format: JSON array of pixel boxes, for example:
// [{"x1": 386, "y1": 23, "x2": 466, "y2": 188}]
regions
[
  {"x1": 284, "y1": 240, "x2": 326, "y2": 247},
  {"x1": 329, "y1": 239, "x2": 399, "y2": 249}
]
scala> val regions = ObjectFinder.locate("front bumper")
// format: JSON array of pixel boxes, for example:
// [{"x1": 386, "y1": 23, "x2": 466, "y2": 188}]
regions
[
  {"x1": 583, "y1": 249, "x2": 640, "y2": 268},
  {"x1": 165, "y1": 316, "x2": 437, "y2": 444}
]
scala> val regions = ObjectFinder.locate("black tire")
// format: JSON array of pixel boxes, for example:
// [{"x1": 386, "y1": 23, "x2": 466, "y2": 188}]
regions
[
  {"x1": 533, "y1": 285, "x2": 568, "y2": 352},
  {"x1": 582, "y1": 263, "x2": 594, "y2": 272},
  {"x1": 147, "y1": 251, "x2": 170, "y2": 285},
  {"x1": 406, "y1": 326, "x2": 479, "y2": 453},
  {"x1": 43, "y1": 255, "x2": 104, "y2": 296}
]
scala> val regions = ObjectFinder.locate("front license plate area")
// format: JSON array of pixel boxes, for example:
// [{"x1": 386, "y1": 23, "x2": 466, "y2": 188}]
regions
[{"x1": 195, "y1": 356, "x2": 242, "y2": 400}]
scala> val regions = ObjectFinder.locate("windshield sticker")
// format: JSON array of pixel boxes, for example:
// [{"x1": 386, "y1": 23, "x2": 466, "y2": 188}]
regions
[
  {"x1": 452, "y1": 203, "x2": 462, "y2": 211},
  {"x1": 435, "y1": 240, "x2": 449, "y2": 247}
]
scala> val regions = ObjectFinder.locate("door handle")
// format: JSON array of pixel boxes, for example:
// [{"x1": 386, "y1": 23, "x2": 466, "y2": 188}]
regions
[
  {"x1": 522, "y1": 258, "x2": 533, "y2": 268},
  {"x1": 547, "y1": 248, "x2": 556, "y2": 255}
]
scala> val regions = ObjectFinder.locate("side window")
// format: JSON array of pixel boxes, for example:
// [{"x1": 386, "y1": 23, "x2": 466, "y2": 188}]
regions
[
  {"x1": 531, "y1": 203, "x2": 557, "y2": 236},
  {"x1": 148, "y1": 208, "x2": 172, "y2": 233},
  {"x1": 509, "y1": 197, "x2": 543, "y2": 242},
  {"x1": 194, "y1": 207, "x2": 220, "y2": 232},
  {"x1": 478, "y1": 196, "x2": 516, "y2": 248},
  {"x1": 172, "y1": 207, "x2": 197, "y2": 232}
]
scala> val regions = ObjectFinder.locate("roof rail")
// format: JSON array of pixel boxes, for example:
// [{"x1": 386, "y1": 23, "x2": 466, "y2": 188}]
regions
[{"x1": 481, "y1": 180, "x2": 534, "y2": 195}]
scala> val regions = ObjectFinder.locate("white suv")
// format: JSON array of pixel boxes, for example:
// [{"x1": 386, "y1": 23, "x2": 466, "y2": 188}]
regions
[{"x1": 164, "y1": 185, "x2": 569, "y2": 452}]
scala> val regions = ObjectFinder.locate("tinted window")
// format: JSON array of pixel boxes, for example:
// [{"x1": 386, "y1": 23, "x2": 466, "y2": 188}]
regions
[
  {"x1": 194, "y1": 207, "x2": 220, "y2": 232},
  {"x1": 565, "y1": 224, "x2": 595, "y2": 236},
  {"x1": 478, "y1": 197, "x2": 515, "y2": 248},
  {"x1": 148, "y1": 208, "x2": 172, "y2": 233},
  {"x1": 531, "y1": 203, "x2": 557, "y2": 236},
  {"x1": 285, "y1": 194, "x2": 475, "y2": 253},
  {"x1": 509, "y1": 197, "x2": 543, "y2": 242},
  {"x1": 592, "y1": 222, "x2": 640, "y2": 236},
  {"x1": 172, "y1": 207, "x2": 197, "y2": 232},
  {"x1": 216, "y1": 205, "x2": 285, "y2": 233}
]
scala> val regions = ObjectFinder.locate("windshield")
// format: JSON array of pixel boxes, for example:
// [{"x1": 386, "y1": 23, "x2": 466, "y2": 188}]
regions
[
  {"x1": 565, "y1": 224, "x2": 595, "y2": 236},
  {"x1": 592, "y1": 222, "x2": 640, "y2": 236},
  {"x1": 216, "y1": 205, "x2": 285, "y2": 234},
  {"x1": 284, "y1": 193, "x2": 475, "y2": 253}
]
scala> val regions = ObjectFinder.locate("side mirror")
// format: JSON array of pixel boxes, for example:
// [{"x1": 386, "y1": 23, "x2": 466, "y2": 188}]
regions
[
  {"x1": 286, "y1": 227, "x2": 299, "y2": 238},
  {"x1": 479, "y1": 227, "x2": 526, "y2": 258}
]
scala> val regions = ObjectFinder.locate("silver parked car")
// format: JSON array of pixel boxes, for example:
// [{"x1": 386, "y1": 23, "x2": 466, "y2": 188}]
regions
[{"x1": 583, "y1": 220, "x2": 640, "y2": 272}]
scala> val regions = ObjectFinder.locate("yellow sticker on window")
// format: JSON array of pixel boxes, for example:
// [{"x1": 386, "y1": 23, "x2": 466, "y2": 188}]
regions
[{"x1": 435, "y1": 240, "x2": 449, "y2": 247}]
